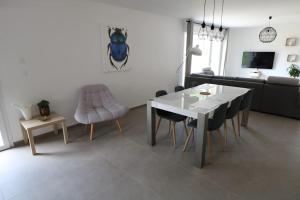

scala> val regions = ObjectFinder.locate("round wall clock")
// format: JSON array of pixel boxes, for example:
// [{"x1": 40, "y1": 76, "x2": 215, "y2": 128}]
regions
[{"x1": 259, "y1": 27, "x2": 277, "y2": 43}]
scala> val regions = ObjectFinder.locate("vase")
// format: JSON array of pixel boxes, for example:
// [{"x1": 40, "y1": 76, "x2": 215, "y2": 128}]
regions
[
  {"x1": 13, "y1": 104, "x2": 32, "y2": 120},
  {"x1": 38, "y1": 106, "x2": 50, "y2": 117}
]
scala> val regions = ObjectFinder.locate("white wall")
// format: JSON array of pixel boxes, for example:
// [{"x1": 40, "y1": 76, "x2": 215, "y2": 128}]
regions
[
  {"x1": 0, "y1": 0, "x2": 184, "y2": 142},
  {"x1": 225, "y1": 22, "x2": 300, "y2": 78}
]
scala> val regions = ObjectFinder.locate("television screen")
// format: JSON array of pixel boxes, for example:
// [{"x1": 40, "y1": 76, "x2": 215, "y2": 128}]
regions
[{"x1": 242, "y1": 52, "x2": 275, "y2": 69}]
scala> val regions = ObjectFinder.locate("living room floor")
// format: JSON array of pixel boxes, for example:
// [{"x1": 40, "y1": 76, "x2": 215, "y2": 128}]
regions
[{"x1": 1, "y1": 106, "x2": 300, "y2": 200}]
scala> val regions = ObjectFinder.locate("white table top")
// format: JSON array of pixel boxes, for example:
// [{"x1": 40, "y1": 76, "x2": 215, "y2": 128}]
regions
[{"x1": 151, "y1": 84, "x2": 250, "y2": 118}]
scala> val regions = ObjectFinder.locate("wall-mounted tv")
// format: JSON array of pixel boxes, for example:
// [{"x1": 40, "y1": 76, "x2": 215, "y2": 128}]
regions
[{"x1": 242, "y1": 51, "x2": 275, "y2": 69}]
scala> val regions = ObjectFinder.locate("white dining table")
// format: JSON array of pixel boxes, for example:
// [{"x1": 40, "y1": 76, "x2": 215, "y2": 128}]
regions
[{"x1": 147, "y1": 84, "x2": 251, "y2": 168}]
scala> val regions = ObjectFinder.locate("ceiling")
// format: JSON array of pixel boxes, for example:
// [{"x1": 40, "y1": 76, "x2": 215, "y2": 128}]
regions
[{"x1": 90, "y1": 0, "x2": 300, "y2": 27}]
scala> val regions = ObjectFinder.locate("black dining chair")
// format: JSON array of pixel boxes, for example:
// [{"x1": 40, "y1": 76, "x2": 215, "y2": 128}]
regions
[
  {"x1": 237, "y1": 90, "x2": 254, "y2": 136},
  {"x1": 155, "y1": 90, "x2": 188, "y2": 146},
  {"x1": 175, "y1": 86, "x2": 185, "y2": 92},
  {"x1": 224, "y1": 96, "x2": 243, "y2": 144},
  {"x1": 183, "y1": 102, "x2": 229, "y2": 160}
]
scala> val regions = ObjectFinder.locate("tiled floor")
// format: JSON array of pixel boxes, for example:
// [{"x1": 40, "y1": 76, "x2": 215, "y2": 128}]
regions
[{"x1": 0, "y1": 106, "x2": 300, "y2": 200}]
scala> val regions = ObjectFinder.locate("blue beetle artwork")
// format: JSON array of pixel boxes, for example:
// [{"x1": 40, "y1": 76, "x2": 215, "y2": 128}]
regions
[{"x1": 107, "y1": 27, "x2": 130, "y2": 71}]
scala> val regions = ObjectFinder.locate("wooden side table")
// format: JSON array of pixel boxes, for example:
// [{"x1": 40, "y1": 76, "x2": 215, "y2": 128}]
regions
[{"x1": 20, "y1": 113, "x2": 68, "y2": 155}]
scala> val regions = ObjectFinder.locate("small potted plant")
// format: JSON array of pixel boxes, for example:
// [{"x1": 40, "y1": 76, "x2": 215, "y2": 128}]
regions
[
  {"x1": 37, "y1": 100, "x2": 50, "y2": 120},
  {"x1": 287, "y1": 64, "x2": 300, "y2": 78}
]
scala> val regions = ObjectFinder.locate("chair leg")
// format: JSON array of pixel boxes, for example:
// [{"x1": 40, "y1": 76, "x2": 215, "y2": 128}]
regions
[
  {"x1": 116, "y1": 119, "x2": 122, "y2": 133},
  {"x1": 237, "y1": 112, "x2": 241, "y2": 137},
  {"x1": 172, "y1": 122, "x2": 176, "y2": 146},
  {"x1": 224, "y1": 120, "x2": 228, "y2": 145},
  {"x1": 182, "y1": 128, "x2": 194, "y2": 151},
  {"x1": 183, "y1": 120, "x2": 189, "y2": 137},
  {"x1": 231, "y1": 118, "x2": 238, "y2": 140},
  {"x1": 207, "y1": 131, "x2": 212, "y2": 161},
  {"x1": 89, "y1": 123, "x2": 94, "y2": 141},
  {"x1": 216, "y1": 129, "x2": 224, "y2": 151},
  {"x1": 155, "y1": 117, "x2": 162, "y2": 136}
]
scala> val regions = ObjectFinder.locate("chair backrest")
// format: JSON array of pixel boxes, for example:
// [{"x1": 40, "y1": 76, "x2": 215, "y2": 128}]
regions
[
  {"x1": 226, "y1": 95, "x2": 243, "y2": 119},
  {"x1": 175, "y1": 86, "x2": 185, "y2": 92},
  {"x1": 239, "y1": 90, "x2": 254, "y2": 111},
  {"x1": 78, "y1": 84, "x2": 114, "y2": 110},
  {"x1": 208, "y1": 102, "x2": 229, "y2": 131},
  {"x1": 156, "y1": 90, "x2": 167, "y2": 97},
  {"x1": 155, "y1": 90, "x2": 169, "y2": 117}
]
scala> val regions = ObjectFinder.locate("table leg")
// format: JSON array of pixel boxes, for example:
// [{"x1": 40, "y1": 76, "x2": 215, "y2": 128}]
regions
[
  {"x1": 61, "y1": 120, "x2": 68, "y2": 144},
  {"x1": 21, "y1": 125, "x2": 29, "y2": 144},
  {"x1": 147, "y1": 100, "x2": 156, "y2": 146},
  {"x1": 53, "y1": 124, "x2": 58, "y2": 135},
  {"x1": 194, "y1": 113, "x2": 209, "y2": 168},
  {"x1": 241, "y1": 107, "x2": 250, "y2": 127},
  {"x1": 26, "y1": 129, "x2": 36, "y2": 155}
]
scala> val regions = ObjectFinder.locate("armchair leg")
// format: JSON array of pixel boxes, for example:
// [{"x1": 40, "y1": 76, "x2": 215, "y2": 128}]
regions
[
  {"x1": 116, "y1": 120, "x2": 122, "y2": 133},
  {"x1": 89, "y1": 123, "x2": 94, "y2": 141}
]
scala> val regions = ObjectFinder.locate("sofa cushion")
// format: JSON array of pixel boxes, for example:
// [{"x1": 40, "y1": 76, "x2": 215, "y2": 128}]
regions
[
  {"x1": 267, "y1": 76, "x2": 299, "y2": 86},
  {"x1": 185, "y1": 76, "x2": 212, "y2": 88},
  {"x1": 235, "y1": 77, "x2": 265, "y2": 83},
  {"x1": 190, "y1": 73, "x2": 214, "y2": 78},
  {"x1": 261, "y1": 84, "x2": 300, "y2": 118}
]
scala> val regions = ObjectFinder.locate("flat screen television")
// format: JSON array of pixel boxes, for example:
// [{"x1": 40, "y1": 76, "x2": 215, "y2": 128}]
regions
[{"x1": 242, "y1": 51, "x2": 275, "y2": 69}]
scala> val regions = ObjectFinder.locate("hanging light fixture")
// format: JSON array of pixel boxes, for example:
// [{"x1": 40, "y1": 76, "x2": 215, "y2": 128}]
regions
[
  {"x1": 198, "y1": 0, "x2": 208, "y2": 40},
  {"x1": 209, "y1": 0, "x2": 217, "y2": 41},
  {"x1": 210, "y1": 0, "x2": 216, "y2": 31},
  {"x1": 216, "y1": 0, "x2": 225, "y2": 41},
  {"x1": 259, "y1": 16, "x2": 277, "y2": 43}
]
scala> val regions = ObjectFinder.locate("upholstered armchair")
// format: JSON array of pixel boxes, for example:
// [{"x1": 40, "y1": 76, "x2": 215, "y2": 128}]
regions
[{"x1": 74, "y1": 84, "x2": 128, "y2": 140}]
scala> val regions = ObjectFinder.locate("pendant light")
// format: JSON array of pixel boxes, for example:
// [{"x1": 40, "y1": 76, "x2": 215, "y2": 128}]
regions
[
  {"x1": 219, "y1": 0, "x2": 224, "y2": 32},
  {"x1": 259, "y1": 16, "x2": 277, "y2": 43},
  {"x1": 216, "y1": 0, "x2": 225, "y2": 41},
  {"x1": 210, "y1": 0, "x2": 216, "y2": 31},
  {"x1": 198, "y1": 0, "x2": 208, "y2": 40}
]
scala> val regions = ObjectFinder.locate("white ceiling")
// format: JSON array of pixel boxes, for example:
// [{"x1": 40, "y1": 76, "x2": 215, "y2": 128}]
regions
[{"x1": 90, "y1": 0, "x2": 300, "y2": 27}]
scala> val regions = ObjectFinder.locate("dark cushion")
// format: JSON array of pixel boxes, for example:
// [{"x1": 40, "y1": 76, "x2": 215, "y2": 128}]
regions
[
  {"x1": 261, "y1": 84, "x2": 300, "y2": 118},
  {"x1": 190, "y1": 73, "x2": 214, "y2": 78},
  {"x1": 185, "y1": 76, "x2": 212, "y2": 88},
  {"x1": 235, "y1": 77, "x2": 265, "y2": 83}
]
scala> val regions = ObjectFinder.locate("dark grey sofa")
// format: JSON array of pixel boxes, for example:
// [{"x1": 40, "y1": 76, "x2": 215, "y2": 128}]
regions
[{"x1": 185, "y1": 74, "x2": 300, "y2": 119}]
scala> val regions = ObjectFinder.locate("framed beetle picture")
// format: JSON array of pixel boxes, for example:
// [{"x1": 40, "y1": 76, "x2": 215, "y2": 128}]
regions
[{"x1": 102, "y1": 25, "x2": 130, "y2": 72}]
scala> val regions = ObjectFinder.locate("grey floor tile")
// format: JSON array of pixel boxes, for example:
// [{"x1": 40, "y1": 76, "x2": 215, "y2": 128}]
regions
[
  {"x1": 1, "y1": 107, "x2": 300, "y2": 200},
  {"x1": 89, "y1": 175, "x2": 162, "y2": 200}
]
